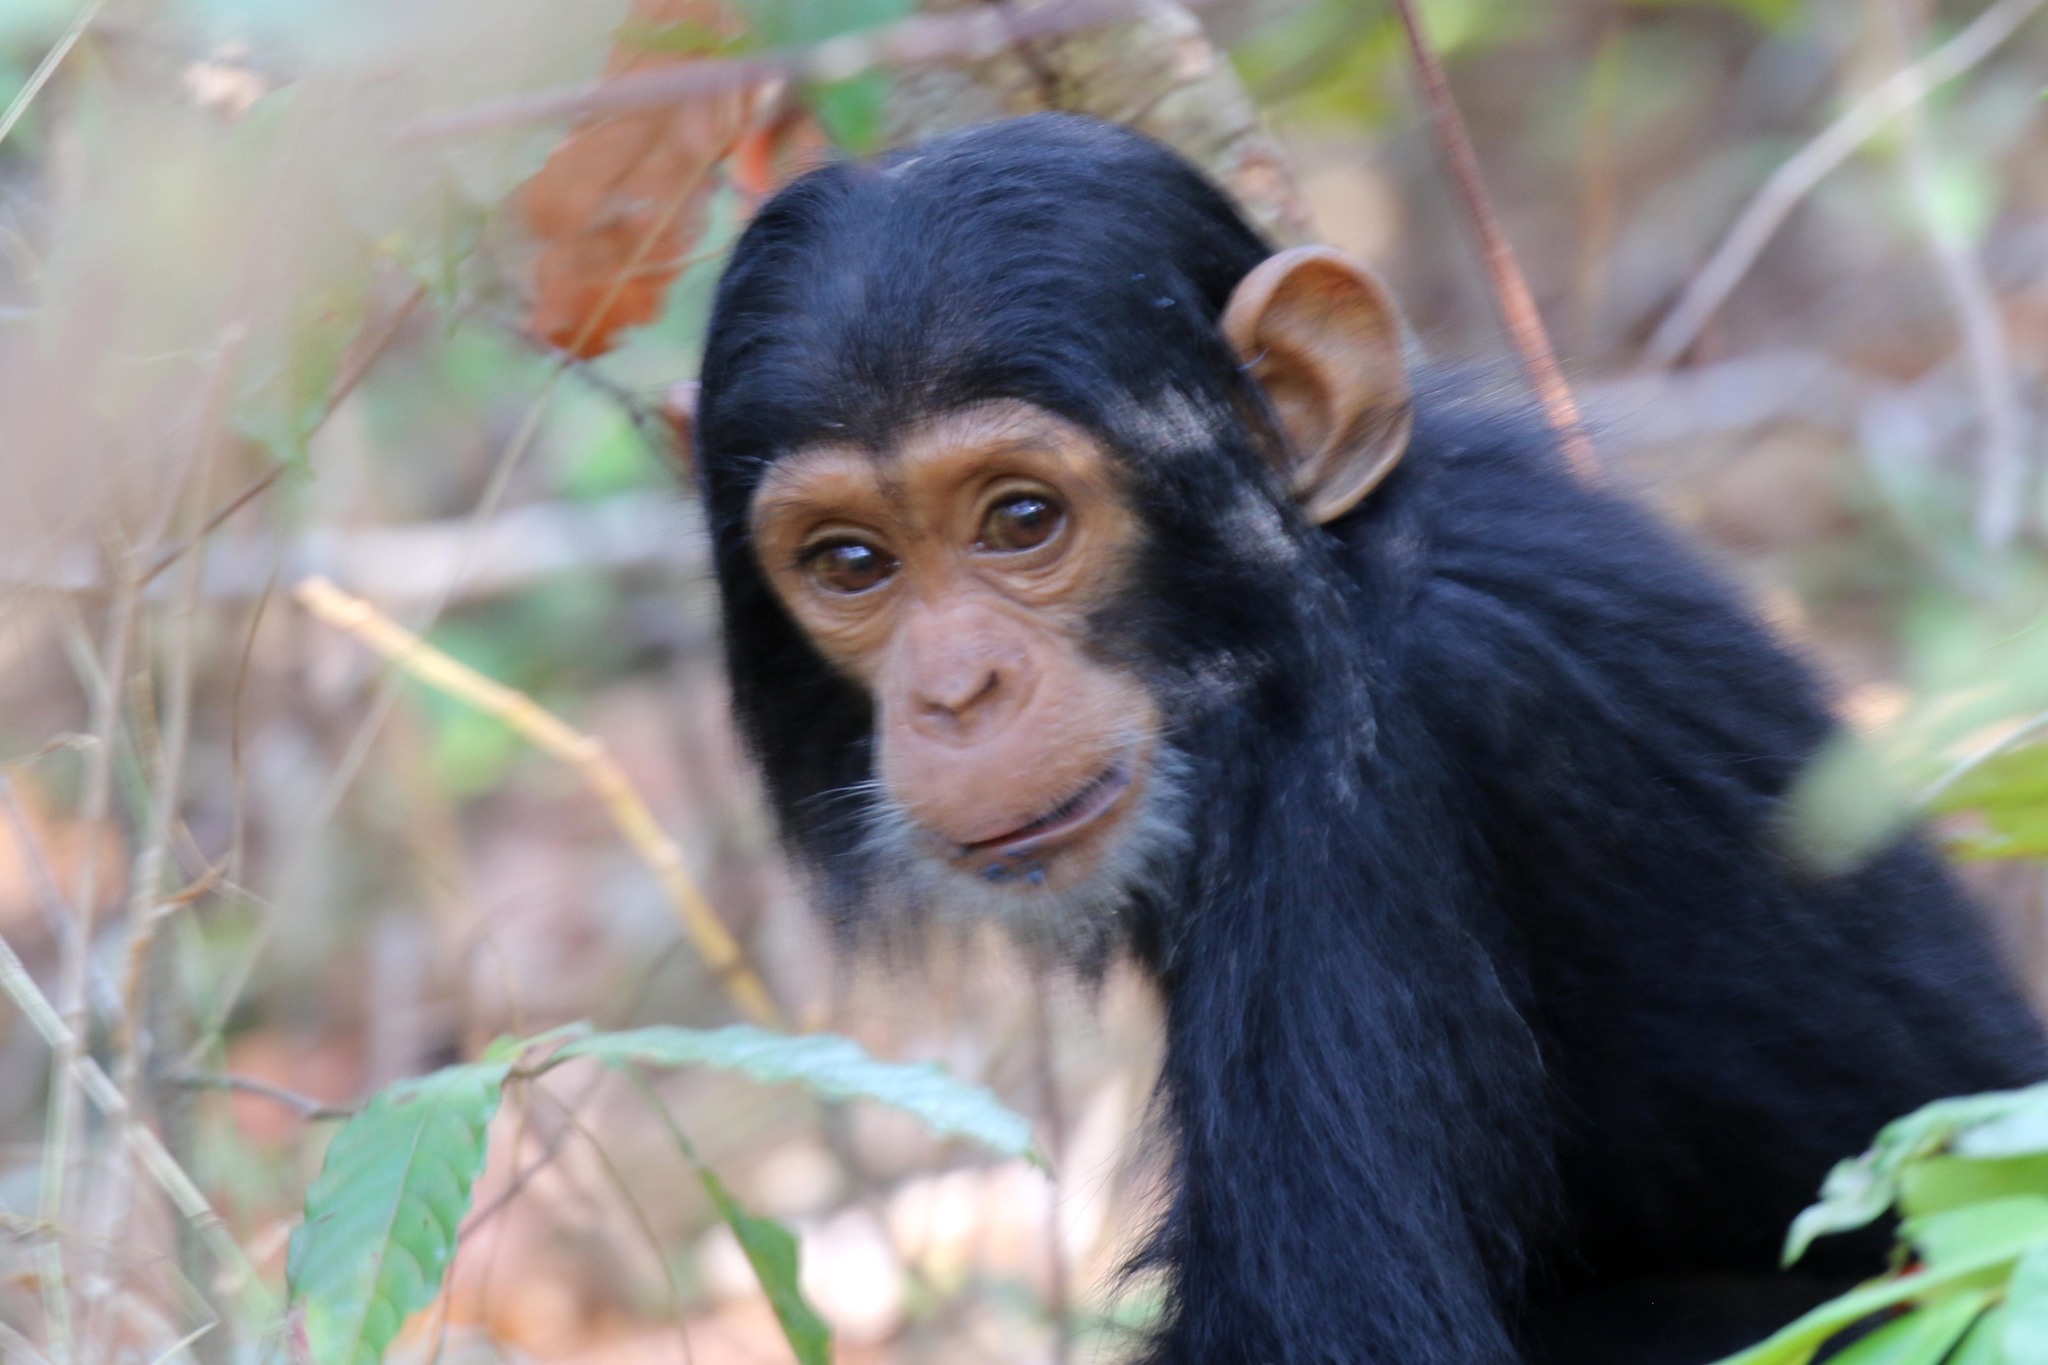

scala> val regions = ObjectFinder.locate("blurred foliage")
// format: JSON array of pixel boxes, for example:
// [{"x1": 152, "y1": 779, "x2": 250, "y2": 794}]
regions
[
  {"x1": 1788, "y1": 609, "x2": 2048, "y2": 871},
  {"x1": 1714, "y1": 1085, "x2": 2048, "y2": 1364},
  {"x1": 736, "y1": 0, "x2": 918, "y2": 150},
  {"x1": 1936, "y1": 738, "x2": 2048, "y2": 861}
]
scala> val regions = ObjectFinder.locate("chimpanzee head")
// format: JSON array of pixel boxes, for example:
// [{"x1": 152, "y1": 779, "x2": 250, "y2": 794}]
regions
[{"x1": 694, "y1": 114, "x2": 1412, "y2": 956}]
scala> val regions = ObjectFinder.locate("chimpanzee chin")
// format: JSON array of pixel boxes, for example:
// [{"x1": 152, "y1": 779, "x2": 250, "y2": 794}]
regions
[{"x1": 690, "y1": 113, "x2": 2048, "y2": 1364}]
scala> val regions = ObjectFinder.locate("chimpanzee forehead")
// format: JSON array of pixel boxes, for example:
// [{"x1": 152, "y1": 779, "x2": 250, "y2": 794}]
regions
[{"x1": 694, "y1": 116, "x2": 1274, "y2": 483}]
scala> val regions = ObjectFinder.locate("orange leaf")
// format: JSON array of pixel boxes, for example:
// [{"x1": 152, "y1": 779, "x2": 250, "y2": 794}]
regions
[
  {"x1": 520, "y1": 0, "x2": 765, "y2": 359},
  {"x1": 729, "y1": 102, "x2": 830, "y2": 201}
]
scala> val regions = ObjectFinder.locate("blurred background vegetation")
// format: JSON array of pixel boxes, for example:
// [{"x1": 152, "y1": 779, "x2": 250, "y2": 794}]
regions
[{"x1": 2, "y1": 0, "x2": 2047, "y2": 1361}]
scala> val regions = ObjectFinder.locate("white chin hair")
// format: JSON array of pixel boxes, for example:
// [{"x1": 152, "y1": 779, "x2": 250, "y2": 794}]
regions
[{"x1": 856, "y1": 748, "x2": 1190, "y2": 960}]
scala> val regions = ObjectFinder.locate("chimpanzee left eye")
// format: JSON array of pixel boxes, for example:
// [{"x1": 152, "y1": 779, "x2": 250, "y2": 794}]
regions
[{"x1": 978, "y1": 493, "x2": 1064, "y2": 553}]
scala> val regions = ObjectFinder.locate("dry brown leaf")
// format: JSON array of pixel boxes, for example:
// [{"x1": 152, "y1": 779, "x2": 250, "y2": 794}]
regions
[
  {"x1": 521, "y1": 0, "x2": 766, "y2": 359},
  {"x1": 729, "y1": 101, "x2": 830, "y2": 200}
]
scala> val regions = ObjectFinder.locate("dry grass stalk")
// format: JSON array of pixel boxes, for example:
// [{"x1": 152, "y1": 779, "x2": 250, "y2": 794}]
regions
[
  {"x1": 0, "y1": 930, "x2": 271, "y2": 1324},
  {"x1": 292, "y1": 575, "x2": 785, "y2": 1029}
]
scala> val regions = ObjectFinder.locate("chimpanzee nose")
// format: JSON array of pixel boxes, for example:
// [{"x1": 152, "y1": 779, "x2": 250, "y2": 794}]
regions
[
  {"x1": 899, "y1": 610, "x2": 1033, "y2": 742},
  {"x1": 919, "y1": 667, "x2": 1001, "y2": 720}
]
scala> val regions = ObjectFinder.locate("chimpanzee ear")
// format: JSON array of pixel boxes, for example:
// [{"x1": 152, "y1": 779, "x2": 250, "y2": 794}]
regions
[{"x1": 1220, "y1": 246, "x2": 1413, "y2": 524}]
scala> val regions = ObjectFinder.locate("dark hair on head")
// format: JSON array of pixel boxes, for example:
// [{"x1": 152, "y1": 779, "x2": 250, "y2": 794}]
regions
[{"x1": 693, "y1": 113, "x2": 1274, "y2": 517}]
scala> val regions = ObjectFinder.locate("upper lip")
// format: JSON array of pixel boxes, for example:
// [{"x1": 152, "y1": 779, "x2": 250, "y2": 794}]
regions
[{"x1": 959, "y1": 759, "x2": 1133, "y2": 860}]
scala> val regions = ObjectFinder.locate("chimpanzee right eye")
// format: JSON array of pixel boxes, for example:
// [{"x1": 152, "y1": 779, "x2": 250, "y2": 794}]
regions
[{"x1": 804, "y1": 539, "x2": 897, "y2": 594}]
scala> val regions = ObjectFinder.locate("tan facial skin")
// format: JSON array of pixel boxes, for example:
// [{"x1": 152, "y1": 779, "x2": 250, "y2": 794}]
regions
[
  {"x1": 745, "y1": 245, "x2": 1413, "y2": 896},
  {"x1": 752, "y1": 402, "x2": 1158, "y2": 885}
]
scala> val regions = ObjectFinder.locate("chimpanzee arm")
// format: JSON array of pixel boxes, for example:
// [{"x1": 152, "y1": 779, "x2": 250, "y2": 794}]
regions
[{"x1": 1133, "y1": 690, "x2": 1553, "y2": 1364}]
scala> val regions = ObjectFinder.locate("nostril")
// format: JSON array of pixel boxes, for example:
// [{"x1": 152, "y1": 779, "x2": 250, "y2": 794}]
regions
[
  {"x1": 961, "y1": 669, "x2": 1000, "y2": 713},
  {"x1": 922, "y1": 668, "x2": 1002, "y2": 721}
]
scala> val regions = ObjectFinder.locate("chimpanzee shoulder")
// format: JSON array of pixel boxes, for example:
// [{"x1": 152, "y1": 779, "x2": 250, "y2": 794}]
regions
[{"x1": 1320, "y1": 386, "x2": 2048, "y2": 1290}]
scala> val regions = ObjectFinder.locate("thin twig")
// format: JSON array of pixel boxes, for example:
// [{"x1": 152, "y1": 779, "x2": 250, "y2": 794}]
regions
[
  {"x1": 37, "y1": 546, "x2": 137, "y2": 1361},
  {"x1": 1920, "y1": 709, "x2": 2048, "y2": 808},
  {"x1": 164, "y1": 1071, "x2": 353, "y2": 1122},
  {"x1": 0, "y1": 1317, "x2": 55, "y2": 1365},
  {"x1": 136, "y1": 468, "x2": 284, "y2": 592},
  {"x1": 5, "y1": 492, "x2": 709, "y2": 604},
  {"x1": 142, "y1": 1321, "x2": 215, "y2": 1365},
  {"x1": 0, "y1": 930, "x2": 275, "y2": 1323},
  {"x1": 1389, "y1": 0, "x2": 1597, "y2": 479},
  {"x1": 1646, "y1": 0, "x2": 2047, "y2": 367},
  {"x1": 293, "y1": 576, "x2": 784, "y2": 1029},
  {"x1": 0, "y1": 0, "x2": 105, "y2": 151},
  {"x1": 118, "y1": 329, "x2": 245, "y2": 1094},
  {"x1": 136, "y1": 283, "x2": 427, "y2": 593},
  {"x1": 1887, "y1": 0, "x2": 2029, "y2": 551},
  {"x1": 0, "y1": 769, "x2": 125, "y2": 1025},
  {"x1": 527, "y1": 1085, "x2": 691, "y2": 1358},
  {"x1": 88, "y1": 326, "x2": 256, "y2": 1355},
  {"x1": 460, "y1": 1110, "x2": 566, "y2": 1244},
  {"x1": 400, "y1": 0, "x2": 1220, "y2": 140}
]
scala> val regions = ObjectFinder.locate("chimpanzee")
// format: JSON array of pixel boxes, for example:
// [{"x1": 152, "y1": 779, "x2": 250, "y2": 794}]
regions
[{"x1": 687, "y1": 114, "x2": 2047, "y2": 1363}]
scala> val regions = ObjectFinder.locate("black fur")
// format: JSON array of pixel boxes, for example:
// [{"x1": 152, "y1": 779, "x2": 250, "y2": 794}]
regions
[{"x1": 692, "y1": 114, "x2": 2047, "y2": 1363}]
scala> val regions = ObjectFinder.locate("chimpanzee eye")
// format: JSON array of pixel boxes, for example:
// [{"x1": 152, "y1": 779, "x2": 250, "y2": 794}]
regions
[
  {"x1": 978, "y1": 493, "x2": 1064, "y2": 553},
  {"x1": 804, "y1": 539, "x2": 897, "y2": 594}
]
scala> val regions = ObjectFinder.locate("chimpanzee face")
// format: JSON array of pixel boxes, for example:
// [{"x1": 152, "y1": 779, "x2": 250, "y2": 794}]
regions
[
  {"x1": 732, "y1": 245, "x2": 1413, "y2": 948},
  {"x1": 747, "y1": 399, "x2": 1174, "y2": 938}
]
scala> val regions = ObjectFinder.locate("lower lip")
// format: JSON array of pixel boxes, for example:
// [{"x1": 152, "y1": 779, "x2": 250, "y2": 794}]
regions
[{"x1": 962, "y1": 760, "x2": 1134, "y2": 867}]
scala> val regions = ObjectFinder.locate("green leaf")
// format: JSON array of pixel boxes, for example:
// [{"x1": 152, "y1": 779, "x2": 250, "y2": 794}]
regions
[
  {"x1": 1905, "y1": 1197, "x2": 2048, "y2": 1267},
  {"x1": 1903, "y1": 1153, "x2": 2048, "y2": 1220},
  {"x1": 806, "y1": 70, "x2": 892, "y2": 153},
  {"x1": 1931, "y1": 742, "x2": 2048, "y2": 860},
  {"x1": 1826, "y1": 1291, "x2": 1991, "y2": 1364},
  {"x1": 735, "y1": 0, "x2": 912, "y2": 45},
  {"x1": 696, "y1": 1162, "x2": 831, "y2": 1365},
  {"x1": 2008, "y1": 1240, "x2": 2048, "y2": 1362},
  {"x1": 1932, "y1": 743, "x2": 2048, "y2": 814},
  {"x1": 1786, "y1": 1087, "x2": 2048, "y2": 1265},
  {"x1": 730, "y1": 0, "x2": 912, "y2": 152},
  {"x1": 1715, "y1": 1243, "x2": 2029, "y2": 1365},
  {"x1": 1786, "y1": 1154, "x2": 1900, "y2": 1266},
  {"x1": 1920, "y1": 158, "x2": 2000, "y2": 250},
  {"x1": 1944, "y1": 806, "x2": 2048, "y2": 861},
  {"x1": 1952, "y1": 1303, "x2": 2007, "y2": 1365},
  {"x1": 616, "y1": 18, "x2": 748, "y2": 56},
  {"x1": 286, "y1": 1062, "x2": 509, "y2": 1365},
  {"x1": 553, "y1": 1025, "x2": 1041, "y2": 1164},
  {"x1": 1959, "y1": 1090, "x2": 2048, "y2": 1159},
  {"x1": 481, "y1": 1020, "x2": 592, "y2": 1066}
]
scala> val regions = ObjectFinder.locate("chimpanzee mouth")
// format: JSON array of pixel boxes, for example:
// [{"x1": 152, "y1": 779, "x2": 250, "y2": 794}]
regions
[{"x1": 959, "y1": 758, "x2": 1134, "y2": 864}]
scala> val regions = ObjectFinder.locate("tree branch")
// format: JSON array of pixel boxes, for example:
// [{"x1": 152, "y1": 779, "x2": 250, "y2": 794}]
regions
[{"x1": 1390, "y1": 0, "x2": 1597, "y2": 479}]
